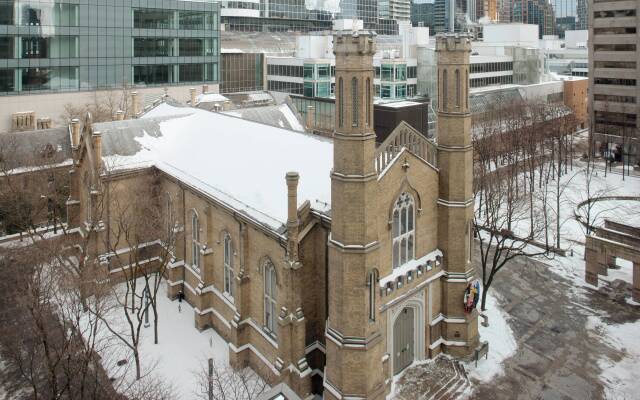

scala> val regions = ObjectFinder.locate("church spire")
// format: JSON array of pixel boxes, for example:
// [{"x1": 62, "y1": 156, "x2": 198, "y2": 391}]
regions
[
  {"x1": 436, "y1": 33, "x2": 479, "y2": 357},
  {"x1": 324, "y1": 27, "x2": 386, "y2": 400}
]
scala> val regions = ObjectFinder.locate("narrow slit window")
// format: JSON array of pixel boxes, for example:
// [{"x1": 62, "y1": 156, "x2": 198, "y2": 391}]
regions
[
  {"x1": 338, "y1": 78, "x2": 344, "y2": 127},
  {"x1": 351, "y1": 77, "x2": 358, "y2": 127},
  {"x1": 455, "y1": 69, "x2": 460, "y2": 108},
  {"x1": 442, "y1": 69, "x2": 448, "y2": 110}
]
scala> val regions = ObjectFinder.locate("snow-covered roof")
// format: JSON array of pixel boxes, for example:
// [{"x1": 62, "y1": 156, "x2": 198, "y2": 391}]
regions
[
  {"x1": 196, "y1": 93, "x2": 230, "y2": 104},
  {"x1": 0, "y1": 126, "x2": 72, "y2": 172},
  {"x1": 94, "y1": 103, "x2": 333, "y2": 232},
  {"x1": 222, "y1": 104, "x2": 305, "y2": 132}
]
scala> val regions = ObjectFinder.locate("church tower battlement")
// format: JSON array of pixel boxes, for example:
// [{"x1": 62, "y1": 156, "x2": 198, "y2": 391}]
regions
[
  {"x1": 436, "y1": 34, "x2": 479, "y2": 357},
  {"x1": 324, "y1": 28, "x2": 386, "y2": 400}
]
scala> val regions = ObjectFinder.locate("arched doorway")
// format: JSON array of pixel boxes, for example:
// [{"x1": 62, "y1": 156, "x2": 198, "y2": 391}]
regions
[{"x1": 393, "y1": 307, "x2": 415, "y2": 375}]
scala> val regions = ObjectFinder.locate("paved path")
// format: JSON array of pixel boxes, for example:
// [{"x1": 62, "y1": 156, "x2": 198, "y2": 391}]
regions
[
  {"x1": 395, "y1": 252, "x2": 639, "y2": 400},
  {"x1": 472, "y1": 254, "x2": 638, "y2": 400}
]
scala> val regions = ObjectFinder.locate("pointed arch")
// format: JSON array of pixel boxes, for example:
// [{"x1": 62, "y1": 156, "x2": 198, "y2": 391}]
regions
[
  {"x1": 338, "y1": 77, "x2": 344, "y2": 128},
  {"x1": 442, "y1": 69, "x2": 448, "y2": 110},
  {"x1": 465, "y1": 69, "x2": 469, "y2": 109},
  {"x1": 351, "y1": 77, "x2": 358, "y2": 127},
  {"x1": 263, "y1": 258, "x2": 278, "y2": 337},
  {"x1": 191, "y1": 209, "x2": 201, "y2": 273},
  {"x1": 165, "y1": 192, "x2": 172, "y2": 239},
  {"x1": 223, "y1": 232, "x2": 234, "y2": 297},
  {"x1": 368, "y1": 269, "x2": 379, "y2": 321},
  {"x1": 391, "y1": 192, "x2": 416, "y2": 269},
  {"x1": 366, "y1": 77, "x2": 371, "y2": 127},
  {"x1": 455, "y1": 69, "x2": 461, "y2": 108}
]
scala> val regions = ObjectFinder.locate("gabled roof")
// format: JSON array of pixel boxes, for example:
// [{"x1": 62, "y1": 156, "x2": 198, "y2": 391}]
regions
[
  {"x1": 93, "y1": 103, "x2": 333, "y2": 232},
  {"x1": 222, "y1": 104, "x2": 305, "y2": 132},
  {"x1": 0, "y1": 126, "x2": 72, "y2": 174}
]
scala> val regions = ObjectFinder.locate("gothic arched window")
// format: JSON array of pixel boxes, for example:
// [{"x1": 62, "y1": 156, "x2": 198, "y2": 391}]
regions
[
  {"x1": 86, "y1": 188, "x2": 92, "y2": 224},
  {"x1": 165, "y1": 193, "x2": 172, "y2": 239},
  {"x1": 455, "y1": 69, "x2": 461, "y2": 108},
  {"x1": 442, "y1": 69, "x2": 448, "y2": 110},
  {"x1": 392, "y1": 192, "x2": 415, "y2": 269},
  {"x1": 264, "y1": 260, "x2": 277, "y2": 336},
  {"x1": 368, "y1": 269, "x2": 379, "y2": 321},
  {"x1": 351, "y1": 77, "x2": 358, "y2": 127},
  {"x1": 338, "y1": 78, "x2": 344, "y2": 127},
  {"x1": 191, "y1": 210, "x2": 201, "y2": 273},
  {"x1": 223, "y1": 233, "x2": 234, "y2": 297},
  {"x1": 465, "y1": 70, "x2": 469, "y2": 109}
]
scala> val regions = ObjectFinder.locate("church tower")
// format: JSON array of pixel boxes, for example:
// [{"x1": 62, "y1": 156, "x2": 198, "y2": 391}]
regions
[
  {"x1": 436, "y1": 34, "x2": 479, "y2": 356},
  {"x1": 324, "y1": 28, "x2": 386, "y2": 399}
]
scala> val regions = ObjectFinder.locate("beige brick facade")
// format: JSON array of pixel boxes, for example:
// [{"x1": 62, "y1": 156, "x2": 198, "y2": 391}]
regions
[{"x1": 67, "y1": 32, "x2": 479, "y2": 400}]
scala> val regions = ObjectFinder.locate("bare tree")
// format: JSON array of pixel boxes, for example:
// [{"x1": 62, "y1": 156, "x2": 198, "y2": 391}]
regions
[
  {"x1": 96, "y1": 172, "x2": 175, "y2": 379},
  {"x1": 62, "y1": 84, "x2": 133, "y2": 126},
  {"x1": 473, "y1": 155, "x2": 548, "y2": 311},
  {"x1": 193, "y1": 360, "x2": 269, "y2": 400},
  {"x1": 572, "y1": 163, "x2": 615, "y2": 236}
]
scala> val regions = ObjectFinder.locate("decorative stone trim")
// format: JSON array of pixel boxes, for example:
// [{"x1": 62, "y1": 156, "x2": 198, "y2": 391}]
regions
[
  {"x1": 305, "y1": 341, "x2": 326, "y2": 355},
  {"x1": 437, "y1": 198, "x2": 474, "y2": 208},
  {"x1": 379, "y1": 250, "x2": 443, "y2": 295},
  {"x1": 325, "y1": 325, "x2": 381, "y2": 350},
  {"x1": 229, "y1": 342, "x2": 281, "y2": 376}
]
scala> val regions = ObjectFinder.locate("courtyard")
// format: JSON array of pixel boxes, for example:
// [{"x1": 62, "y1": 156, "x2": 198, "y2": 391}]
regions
[{"x1": 394, "y1": 165, "x2": 640, "y2": 400}]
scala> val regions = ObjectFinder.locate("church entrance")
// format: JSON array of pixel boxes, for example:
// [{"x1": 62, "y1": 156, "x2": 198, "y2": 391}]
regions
[{"x1": 393, "y1": 307, "x2": 415, "y2": 375}]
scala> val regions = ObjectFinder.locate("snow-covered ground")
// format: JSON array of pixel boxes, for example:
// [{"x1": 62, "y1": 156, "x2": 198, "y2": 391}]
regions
[
  {"x1": 511, "y1": 164, "x2": 640, "y2": 397},
  {"x1": 586, "y1": 316, "x2": 640, "y2": 400},
  {"x1": 92, "y1": 279, "x2": 242, "y2": 399},
  {"x1": 465, "y1": 292, "x2": 518, "y2": 383},
  {"x1": 473, "y1": 162, "x2": 640, "y2": 397}
]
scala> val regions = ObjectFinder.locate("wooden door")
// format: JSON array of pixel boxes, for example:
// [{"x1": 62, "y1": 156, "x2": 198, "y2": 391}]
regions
[{"x1": 393, "y1": 307, "x2": 414, "y2": 375}]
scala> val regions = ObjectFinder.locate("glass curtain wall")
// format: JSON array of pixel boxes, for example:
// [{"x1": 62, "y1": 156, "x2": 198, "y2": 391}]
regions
[{"x1": 0, "y1": 0, "x2": 220, "y2": 93}]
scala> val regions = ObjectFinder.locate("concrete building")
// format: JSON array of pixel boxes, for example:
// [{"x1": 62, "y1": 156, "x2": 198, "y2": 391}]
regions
[
  {"x1": 588, "y1": 0, "x2": 639, "y2": 162},
  {"x1": 65, "y1": 31, "x2": 479, "y2": 399},
  {"x1": 264, "y1": 28, "x2": 421, "y2": 99},
  {"x1": 544, "y1": 30, "x2": 588, "y2": 77}
]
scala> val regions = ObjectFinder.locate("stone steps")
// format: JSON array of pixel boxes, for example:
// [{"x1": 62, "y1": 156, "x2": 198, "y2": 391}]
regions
[{"x1": 426, "y1": 361, "x2": 470, "y2": 400}]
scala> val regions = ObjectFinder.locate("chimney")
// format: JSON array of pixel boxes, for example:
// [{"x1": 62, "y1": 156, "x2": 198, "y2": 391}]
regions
[
  {"x1": 131, "y1": 91, "x2": 139, "y2": 118},
  {"x1": 306, "y1": 105, "x2": 315, "y2": 130},
  {"x1": 37, "y1": 117, "x2": 52, "y2": 129},
  {"x1": 116, "y1": 110, "x2": 124, "y2": 121},
  {"x1": 190, "y1": 88, "x2": 197, "y2": 106},
  {"x1": 285, "y1": 171, "x2": 300, "y2": 263},
  {"x1": 92, "y1": 131, "x2": 102, "y2": 170},
  {"x1": 202, "y1": 84, "x2": 209, "y2": 94},
  {"x1": 71, "y1": 119, "x2": 81, "y2": 147}
]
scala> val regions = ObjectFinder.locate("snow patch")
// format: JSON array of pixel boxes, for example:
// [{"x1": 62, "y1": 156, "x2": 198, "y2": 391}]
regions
[
  {"x1": 587, "y1": 316, "x2": 640, "y2": 399},
  {"x1": 89, "y1": 279, "x2": 257, "y2": 399},
  {"x1": 465, "y1": 292, "x2": 518, "y2": 383}
]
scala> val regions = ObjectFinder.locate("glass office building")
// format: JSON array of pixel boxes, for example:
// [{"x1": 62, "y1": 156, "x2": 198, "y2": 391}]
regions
[{"x1": 0, "y1": 0, "x2": 220, "y2": 94}]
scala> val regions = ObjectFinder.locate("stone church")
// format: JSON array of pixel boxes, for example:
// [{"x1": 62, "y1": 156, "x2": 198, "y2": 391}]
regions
[{"x1": 68, "y1": 30, "x2": 478, "y2": 399}]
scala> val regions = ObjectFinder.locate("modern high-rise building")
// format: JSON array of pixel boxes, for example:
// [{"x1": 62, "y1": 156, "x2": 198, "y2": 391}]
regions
[
  {"x1": 473, "y1": 0, "x2": 498, "y2": 21},
  {"x1": 576, "y1": 0, "x2": 588, "y2": 30},
  {"x1": 411, "y1": 0, "x2": 436, "y2": 29},
  {"x1": 433, "y1": 0, "x2": 466, "y2": 33},
  {"x1": 544, "y1": 0, "x2": 589, "y2": 37},
  {"x1": 379, "y1": 0, "x2": 411, "y2": 23},
  {"x1": 0, "y1": 0, "x2": 220, "y2": 94},
  {"x1": 588, "y1": 0, "x2": 639, "y2": 162},
  {"x1": 512, "y1": 0, "x2": 556, "y2": 37}
]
